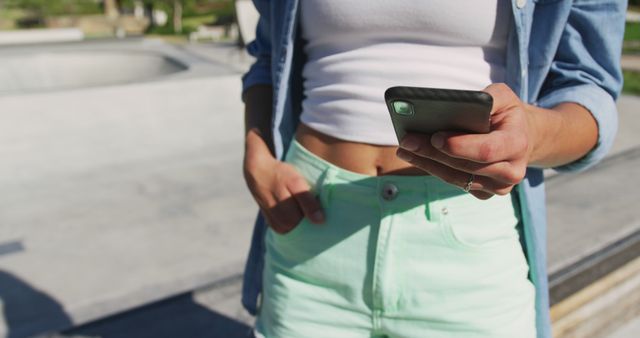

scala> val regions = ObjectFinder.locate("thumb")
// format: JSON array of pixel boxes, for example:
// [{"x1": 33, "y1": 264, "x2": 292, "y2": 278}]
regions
[{"x1": 286, "y1": 175, "x2": 325, "y2": 224}]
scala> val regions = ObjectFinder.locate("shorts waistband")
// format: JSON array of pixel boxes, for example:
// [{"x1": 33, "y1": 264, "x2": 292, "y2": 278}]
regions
[{"x1": 285, "y1": 138, "x2": 463, "y2": 196}]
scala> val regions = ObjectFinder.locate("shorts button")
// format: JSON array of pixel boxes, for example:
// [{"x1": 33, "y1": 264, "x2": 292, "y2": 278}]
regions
[{"x1": 381, "y1": 182, "x2": 398, "y2": 200}]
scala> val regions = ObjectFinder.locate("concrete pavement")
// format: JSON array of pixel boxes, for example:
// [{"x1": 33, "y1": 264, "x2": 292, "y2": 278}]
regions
[{"x1": 0, "y1": 40, "x2": 255, "y2": 337}]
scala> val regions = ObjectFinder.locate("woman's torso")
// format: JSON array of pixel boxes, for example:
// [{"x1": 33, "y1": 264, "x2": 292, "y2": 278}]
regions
[{"x1": 295, "y1": 0, "x2": 511, "y2": 176}]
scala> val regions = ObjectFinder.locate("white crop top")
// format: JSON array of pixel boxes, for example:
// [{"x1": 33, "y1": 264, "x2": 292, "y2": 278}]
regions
[{"x1": 299, "y1": 0, "x2": 512, "y2": 145}]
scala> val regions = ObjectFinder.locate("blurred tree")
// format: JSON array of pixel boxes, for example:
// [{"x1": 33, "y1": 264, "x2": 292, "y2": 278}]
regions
[
  {"x1": 173, "y1": 0, "x2": 183, "y2": 33},
  {"x1": 4, "y1": 0, "x2": 235, "y2": 33},
  {"x1": 125, "y1": 0, "x2": 200, "y2": 33},
  {"x1": 117, "y1": 0, "x2": 232, "y2": 34},
  {"x1": 104, "y1": 0, "x2": 119, "y2": 18},
  {"x1": 5, "y1": 0, "x2": 102, "y2": 17}
]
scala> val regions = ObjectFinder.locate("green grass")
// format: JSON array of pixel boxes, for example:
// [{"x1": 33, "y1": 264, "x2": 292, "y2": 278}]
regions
[
  {"x1": 0, "y1": 8, "x2": 26, "y2": 29},
  {"x1": 625, "y1": 22, "x2": 640, "y2": 42},
  {"x1": 0, "y1": 8, "x2": 27, "y2": 21},
  {"x1": 623, "y1": 21, "x2": 640, "y2": 55},
  {"x1": 623, "y1": 70, "x2": 640, "y2": 95},
  {"x1": 623, "y1": 39, "x2": 640, "y2": 54},
  {"x1": 183, "y1": 13, "x2": 216, "y2": 33}
]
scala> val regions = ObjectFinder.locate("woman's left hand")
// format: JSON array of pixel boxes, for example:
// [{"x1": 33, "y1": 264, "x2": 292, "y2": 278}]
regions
[{"x1": 396, "y1": 83, "x2": 535, "y2": 200}]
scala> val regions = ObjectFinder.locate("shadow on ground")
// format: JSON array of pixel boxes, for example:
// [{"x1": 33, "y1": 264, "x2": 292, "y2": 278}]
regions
[
  {"x1": 63, "y1": 294, "x2": 253, "y2": 338},
  {"x1": 0, "y1": 270, "x2": 73, "y2": 338}
]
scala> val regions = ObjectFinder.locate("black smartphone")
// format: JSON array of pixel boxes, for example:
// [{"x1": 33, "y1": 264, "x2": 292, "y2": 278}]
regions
[{"x1": 384, "y1": 86, "x2": 493, "y2": 143}]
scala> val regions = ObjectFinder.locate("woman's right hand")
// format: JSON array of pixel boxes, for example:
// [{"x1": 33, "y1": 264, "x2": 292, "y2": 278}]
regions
[{"x1": 243, "y1": 129, "x2": 325, "y2": 234}]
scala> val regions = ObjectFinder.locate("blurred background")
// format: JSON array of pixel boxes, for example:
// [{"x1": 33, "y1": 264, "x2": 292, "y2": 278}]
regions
[{"x1": 0, "y1": 1, "x2": 639, "y2": 337}]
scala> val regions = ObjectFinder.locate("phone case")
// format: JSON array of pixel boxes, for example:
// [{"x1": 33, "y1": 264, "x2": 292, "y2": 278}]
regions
[{"x1": 384, "y1": 86, "x2": 493, "y2": 142}]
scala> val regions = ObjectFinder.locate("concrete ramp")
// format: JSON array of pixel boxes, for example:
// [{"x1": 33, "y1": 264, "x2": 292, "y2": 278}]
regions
[{"x1": 0, "y1": 28, "x2": 83, "y2": 46}]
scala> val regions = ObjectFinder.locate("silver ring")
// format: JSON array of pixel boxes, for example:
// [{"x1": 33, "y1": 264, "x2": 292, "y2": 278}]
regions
[{"x1": 463, "y1": 174, "x2": 475, "y2": 192}]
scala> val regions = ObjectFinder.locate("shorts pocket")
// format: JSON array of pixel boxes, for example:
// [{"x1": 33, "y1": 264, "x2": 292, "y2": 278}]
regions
[
  {"x1": 268, "y1": 170, "x2": 330, "y2": 243},
  {"x1": 437, "y1": 193, "x2": 520, "y2": 251},
  {"x1": 269, "y1": 214, "x2": 310, "y2": 241}
]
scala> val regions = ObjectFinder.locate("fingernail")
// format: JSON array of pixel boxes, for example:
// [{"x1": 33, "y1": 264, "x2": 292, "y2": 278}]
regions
[
  {"x1": 400, "y1": 136, "x2": 419, "y2": 151},
  {"x1": 311, "y1": 210, "x2": 325, "y2": 223},
  {"x1": 396, "y1": 150, "x2": 412, "y2": 161},
  {"x1": 431, "y1": 133, "x2": 444, "y2": 149}
]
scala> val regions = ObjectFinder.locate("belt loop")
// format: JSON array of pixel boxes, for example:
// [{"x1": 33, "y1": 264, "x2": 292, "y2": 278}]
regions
[
  {"x1": 316, "y1": 167, "x2": 336, "y2": 208},
  {"x1": 423, "y1": 179, "x2": 435, "y2": 221}
]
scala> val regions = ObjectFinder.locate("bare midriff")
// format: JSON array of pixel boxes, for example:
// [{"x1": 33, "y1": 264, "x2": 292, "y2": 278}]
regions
[{"x1": 294, "y1": 122, "x2": 430, "y2": 176}]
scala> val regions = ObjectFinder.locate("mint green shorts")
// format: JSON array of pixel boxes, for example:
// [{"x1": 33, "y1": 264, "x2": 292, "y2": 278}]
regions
[{"x1": 254, "y1": 139, "x2": 536, "y2": 338}]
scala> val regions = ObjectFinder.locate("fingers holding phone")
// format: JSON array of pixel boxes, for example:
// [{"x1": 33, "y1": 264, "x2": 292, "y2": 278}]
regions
[
  {"x1": 387, "y1": 84, "x2": 532, "y2": 198},
  {"x1": 396, "y1": 131, "x2": 524, "y2": 198}
]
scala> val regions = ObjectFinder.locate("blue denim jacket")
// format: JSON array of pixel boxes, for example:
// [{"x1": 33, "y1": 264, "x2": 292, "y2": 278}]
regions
[{"x1": 240, "y1": 1, "x2": 626, "y2": 337}]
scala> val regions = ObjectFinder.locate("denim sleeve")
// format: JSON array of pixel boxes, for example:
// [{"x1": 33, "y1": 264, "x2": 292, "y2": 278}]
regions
[
  {"x1": 534, "y1": 0, "x2": 626, "y2": 173},
  {"x1": 241, "y1": 0, "x2": 273, "y2": 100}
]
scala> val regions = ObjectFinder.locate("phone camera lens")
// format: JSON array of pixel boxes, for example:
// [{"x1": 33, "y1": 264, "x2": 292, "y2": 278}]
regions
[{"x1": 393, "y1": 101, "x2": 414, "y2": 116}]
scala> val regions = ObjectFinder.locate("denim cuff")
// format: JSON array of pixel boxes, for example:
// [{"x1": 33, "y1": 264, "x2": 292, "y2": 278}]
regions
[{"x1": 534, "y1": 84, "x2": 618, "y2": 173}]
